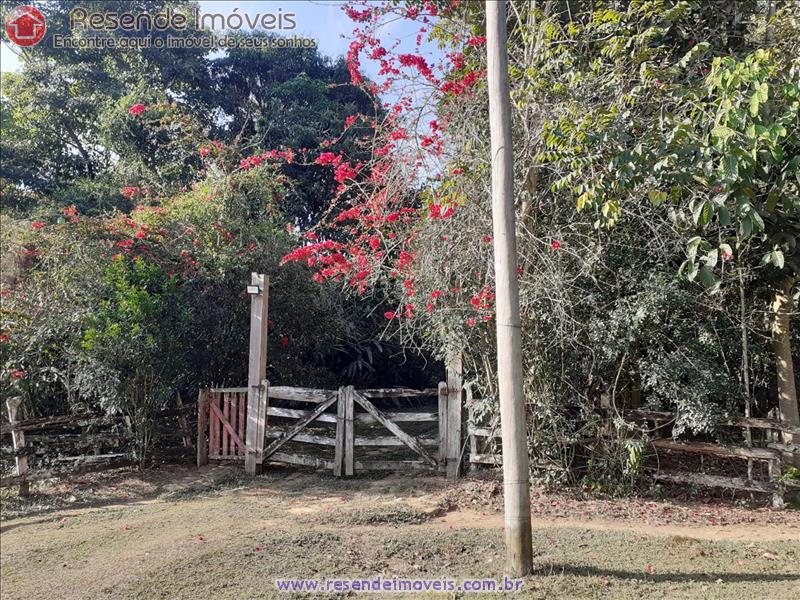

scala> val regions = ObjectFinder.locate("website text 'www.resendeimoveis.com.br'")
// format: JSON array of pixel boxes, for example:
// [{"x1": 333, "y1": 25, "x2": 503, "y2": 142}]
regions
[{"x1": 275, "y1": 576, "x2": 524, "y2": 594}]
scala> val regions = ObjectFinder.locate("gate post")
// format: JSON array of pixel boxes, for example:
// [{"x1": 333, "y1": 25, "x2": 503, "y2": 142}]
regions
[
  {"x1": 344, "y1": 386, "x2": 355, "y2": 477},
  {"x1": 437, "y1": 382, "x2": 448, "y2": 472},
  {"x1": 196, "y1": 389, "x2": 209, "y2": 467},
  {"x1": 334, "y1": 387, "x2": 346, "y2": 477},
  {"x1": 446, "y1": 355, "x2": 464, "y2": 480},
  {"x1": 245, "y1": 273, "x2": 269, "y2": 475},
  {"x1": 5, "y1": 398, "x2": 29, "y2": 496},
  {"x1": 334, "y1": 387, "x2": 356, "y2": 477}
]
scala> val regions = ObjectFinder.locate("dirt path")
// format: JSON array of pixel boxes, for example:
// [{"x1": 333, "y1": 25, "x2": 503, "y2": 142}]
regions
[{"x1": 1, "y1": 466, "x2": 798, "y2": 599}]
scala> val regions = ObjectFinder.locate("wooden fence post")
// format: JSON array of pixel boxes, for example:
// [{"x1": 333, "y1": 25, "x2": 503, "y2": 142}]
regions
[
  {"x1": 245, "y1": 273, "x2": 269, "y2": 475},
  {"x1": 175, "y1": 392, "x2": 193, "y2": 449},
  {"x1": 438, "y1": 381, "x2": 448, "y2": 472},
  {"x1": 5, "y1": 398, "x2": 29, "y2": 496},
  {"x1": 334, "y1": 387, "x2": 346, "y2": 477},
  {"x1": 196, "y1": 389, "x2": 209, "y2": 467},
  {"x1": 345, "y1": 386, "x2": 355, "y2": 477},
  {"x1": 446, "y1": 355, "x2": 464, "y2": 481},
  {"x1": 768, "y1": 457, "x2": 784, "y2": 509},
  {"x1": 467, "y1": 400, "x2": 478, "y2": 472}
]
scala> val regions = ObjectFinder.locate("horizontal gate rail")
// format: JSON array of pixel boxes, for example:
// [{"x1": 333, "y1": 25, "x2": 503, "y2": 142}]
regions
[
  {"x1": 265, "y1": 428, "x2": 335, "y2": 446},
  {"x1": 267, "y1": 405, "x2": 437, "y2": 424}
]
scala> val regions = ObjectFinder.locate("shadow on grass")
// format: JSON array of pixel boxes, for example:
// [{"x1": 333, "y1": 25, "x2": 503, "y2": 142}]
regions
[{"x1": 537, "y1": 563, "x2": 800, "y2": 584}]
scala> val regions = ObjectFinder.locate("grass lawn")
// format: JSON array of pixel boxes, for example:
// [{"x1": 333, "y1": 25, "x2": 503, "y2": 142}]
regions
[{"x1": 1, "y1": 465, "x2": 798, "y2": 599}]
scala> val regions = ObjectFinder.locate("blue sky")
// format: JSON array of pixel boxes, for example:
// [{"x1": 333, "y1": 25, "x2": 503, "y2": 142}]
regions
[{"x1": 1, "y1": 1, "x2": 441, "y2": 78}]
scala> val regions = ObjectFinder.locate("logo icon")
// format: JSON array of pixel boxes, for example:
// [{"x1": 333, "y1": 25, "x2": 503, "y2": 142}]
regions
[{"x1": 5, "y1": 5, "x2": 47, "y2": 47}]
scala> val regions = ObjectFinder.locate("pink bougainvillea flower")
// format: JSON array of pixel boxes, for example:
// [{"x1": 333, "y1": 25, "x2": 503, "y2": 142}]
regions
[
  {"x1": 120, "y1": 186, "x2": 139, "y2": 199},
  {"x1": 279, "y1": 336, "x2": 289, "y2": 346},
  {"x1": 30, "y1": 221, "x2": 46, "y2": 230},
  {"x1": 482, "y1": 235, "x2": 493, "y2": 243},
  {"x1": 315, "y1": 151, "x2": 343, "y2": 167},
  {"x1": 551, "y1": 240, "x2": 561, "y2": 250},
  {"x1": 63, "y1": 205, "x2": 78, "y2": 217},
  {"x1": 10, "y1": 369, "x2": 25, "y2": 379},
  {"x1": 344, "y1": 5, "x2": 372, "y2": 22},
  {"x1": 199, "y1": 146, "x2": 212, "y2": 157},
  {"x1": 134, "y1": 231, "x2": 146, "y2": 239},
  {"x1": 467, "y1": 318, "x2": 476, "y2": 327},
  {"x1": 384, "y1": 311, "x2": 395, "y2": 320},
  {"x1": 0, "y1": 334, "x2": 9, "y2": 343},
  {"x1": 127, "y1": 103, "x2": 146, "y2": 117}
]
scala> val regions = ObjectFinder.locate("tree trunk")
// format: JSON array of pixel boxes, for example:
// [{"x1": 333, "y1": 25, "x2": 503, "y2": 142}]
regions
[{"x1": 772, "y1": 277, "x2": 799, "y2": 467}]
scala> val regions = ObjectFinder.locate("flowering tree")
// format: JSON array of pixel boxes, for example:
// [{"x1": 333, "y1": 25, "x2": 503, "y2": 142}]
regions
[
  {"x1": 272, "y1": 0, "x2": 800, "y2": 483},
  {"x1": 0, "y1": 152, "x2": 363, "y2": 464}
]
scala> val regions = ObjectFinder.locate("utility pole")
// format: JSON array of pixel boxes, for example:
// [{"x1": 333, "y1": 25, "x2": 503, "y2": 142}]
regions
[{"x1": 486, "y1": 0, "x2": 534, "y2": 576}]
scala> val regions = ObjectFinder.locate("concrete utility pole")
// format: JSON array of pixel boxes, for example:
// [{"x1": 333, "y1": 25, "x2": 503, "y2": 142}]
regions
[{"x1": 485, "y1": 0, "x2": 534, "y2": 576}]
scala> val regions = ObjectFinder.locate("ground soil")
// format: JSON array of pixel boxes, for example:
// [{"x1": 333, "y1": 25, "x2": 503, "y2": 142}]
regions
[{"x1": 1, "y1": 464, "x2": 798, "y2": 599}]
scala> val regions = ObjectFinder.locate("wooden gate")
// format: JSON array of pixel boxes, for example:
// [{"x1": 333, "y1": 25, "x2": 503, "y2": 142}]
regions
[
  {"x1": 205, "y1": 388, "x2": 247, "y2": 460},
  {"x1": 196, "y1": 380, "x2": 465, "y2": 479}
]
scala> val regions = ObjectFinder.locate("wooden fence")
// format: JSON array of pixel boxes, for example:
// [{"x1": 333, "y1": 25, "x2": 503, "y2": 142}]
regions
[
  {"x1": 630, "y1": 410, "x2": 799, "y2": 507},
  {"x1": 1, "y1": 397, "x2": 194, "y2": 494},
  {"x1": 196, "y1": 380, "x2": 466, "y2": 479},
  {"x1": 467, "y1": 406, "x2": 800, "y2": 506}
]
